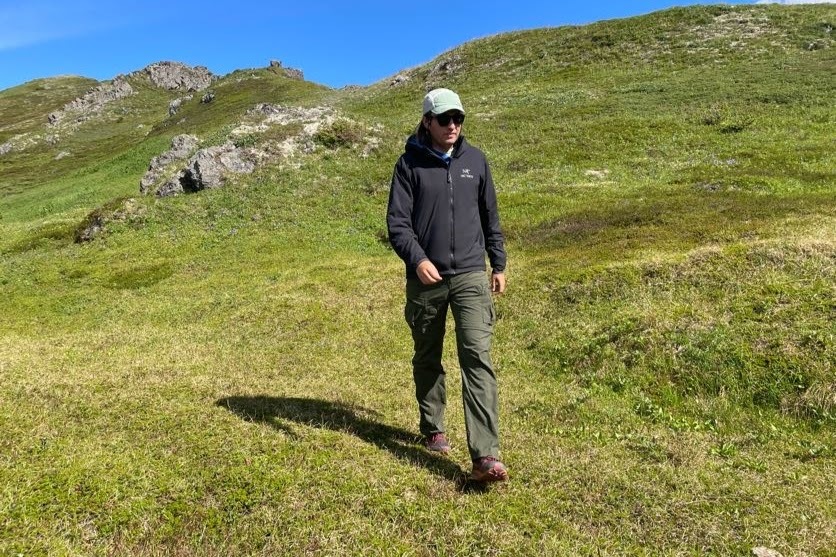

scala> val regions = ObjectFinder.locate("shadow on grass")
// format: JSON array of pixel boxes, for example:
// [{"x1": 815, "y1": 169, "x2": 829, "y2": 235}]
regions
[{"x1": 216, "y1": 395, "x2": 489, "y2": 493}]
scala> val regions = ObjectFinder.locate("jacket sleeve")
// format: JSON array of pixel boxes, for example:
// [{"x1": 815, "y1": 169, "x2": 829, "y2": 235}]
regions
[
  {"x1": 387, "y1": 157, "x2": 428, "y2": 269},
  {"x1": 479, "y1": 158, "x2": 507, "y2": 273}
]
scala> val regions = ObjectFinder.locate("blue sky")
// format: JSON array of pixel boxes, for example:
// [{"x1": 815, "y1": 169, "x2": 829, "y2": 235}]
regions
[{"x1": 0, "y1": 0, "x2": 830, "y2": 91}]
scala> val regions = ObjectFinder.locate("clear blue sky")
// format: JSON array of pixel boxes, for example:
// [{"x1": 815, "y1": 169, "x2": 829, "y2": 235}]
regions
[{"x1": 0, "y1": 0, "x2": 825, "y2": 91}]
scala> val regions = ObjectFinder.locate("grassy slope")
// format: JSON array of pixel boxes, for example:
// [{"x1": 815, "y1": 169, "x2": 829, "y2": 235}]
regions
[{"x1": 1, "y1": 4, "x2": 834, "y2": 555}]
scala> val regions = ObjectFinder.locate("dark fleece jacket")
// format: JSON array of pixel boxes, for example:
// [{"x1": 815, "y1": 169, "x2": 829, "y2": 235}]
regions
[{"x1": 387, "y1": 134, "x2": 506, "y2": 278}]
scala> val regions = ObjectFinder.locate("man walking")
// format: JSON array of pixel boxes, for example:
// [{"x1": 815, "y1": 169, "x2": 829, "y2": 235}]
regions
[{"x1": 387, "y1": 88, "x2": 508, "y2": 482}]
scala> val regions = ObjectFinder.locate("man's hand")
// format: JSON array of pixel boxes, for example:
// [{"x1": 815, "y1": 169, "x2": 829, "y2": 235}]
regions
[
  {"x1": 416, "y1": 260, "x2": 443, "y2": 285},
  {"x1": 491, "y1": 272, "x2": 506, "y2": 294}
]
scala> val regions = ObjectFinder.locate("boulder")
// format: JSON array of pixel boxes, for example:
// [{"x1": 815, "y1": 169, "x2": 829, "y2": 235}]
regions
[
  {"x1": 180, "y1": 143, "x2": 254, "y2": 191},
  {"x1": 201, "y1": 92, "x2": 215, "y2": 104}
]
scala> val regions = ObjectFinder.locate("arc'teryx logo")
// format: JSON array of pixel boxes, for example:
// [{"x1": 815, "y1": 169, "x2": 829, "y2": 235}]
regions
[{"x1": 460, "y1": 168, "x2": 474, "y2": 179}]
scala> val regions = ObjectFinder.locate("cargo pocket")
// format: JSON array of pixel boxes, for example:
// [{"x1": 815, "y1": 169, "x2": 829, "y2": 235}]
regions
[
  {"x1": 404, "y1": 298, "x2": 423, "y2": 330},
  {"x1": 483, "y1": 301, "x2": 496, "y2": 327}
]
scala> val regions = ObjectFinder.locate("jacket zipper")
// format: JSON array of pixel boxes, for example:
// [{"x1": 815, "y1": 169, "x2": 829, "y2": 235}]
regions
[{"x1": 448, "y1": 163, "x2": 455, "y2": 273}]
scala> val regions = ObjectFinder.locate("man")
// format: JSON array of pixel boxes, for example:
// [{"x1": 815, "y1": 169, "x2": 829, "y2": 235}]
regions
[{"x1": 387, "y1": 88, "x2": 508, "y2": 482}]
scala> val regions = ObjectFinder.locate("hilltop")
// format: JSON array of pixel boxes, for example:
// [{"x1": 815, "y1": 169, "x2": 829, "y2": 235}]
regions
[{"x1": 0, "y1": 4, "x2": 834, "y2": 555}]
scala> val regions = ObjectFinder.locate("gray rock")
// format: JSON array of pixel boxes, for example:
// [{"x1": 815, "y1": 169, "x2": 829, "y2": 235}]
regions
[
  {"x1": 390, "y1": 74, "x2": 410, "y2": 86},
  {"x1": 201, "y1": 92, "x2": 215, "y2": 104},
  {"x1": 55, "y1": 151, "x2": 71, "y2": 160},
  {"x1": 169, "y1": 134, "x2": 199, "y2": 158},
  {"x1": 268, "y1": 59, "x2": 304, "y2": 79},
  {"x1": 168, "y1": 95, "x2": 192, "y2": 116},
  {"x1": 182, "y1": 143, "x2": 254, "y2": 191},
  {"x1": 0, "y1": 142, "x2": 12, "y2": 156},
  {"x1": 156, "y1": 173, "x2": 186, "y2": 197},
  {"x1": 139, "y1": 176, "x2": 156, "y2": 195},
  {"x1": 284, "y1": 67, "x2": 304, "y2": 80},
  {"x1": 142, "y1": 62, "x2": 214, "y2": 91},
  {"x1": 428, "y1": 54, "x2": 463, "y2": 80},
  {"x1": 75, "y1": 218, "x2": 103, "y2": 243},
  {"x1": 140, "y1": 134, "x2": 199, "y2": 194}
]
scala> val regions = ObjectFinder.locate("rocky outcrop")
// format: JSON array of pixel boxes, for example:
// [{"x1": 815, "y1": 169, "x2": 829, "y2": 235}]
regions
[
  {"x1": 0, "y1": 133, "x2": 38, "y2": 155},
  {"x1": 284, "y1": 67, "x2": 304, "y2": 80},
  {"x1": 269, "y1": 59, "x2": 304, "y2": 80},
  {"x1": 152, "y1": 143, "x2": 255, "y2": 197},
  {"x1": 141, "y1": 62, "x2": 214, "y2": 91},
  {"x1": 141, "y1": 137, "x2": 256, "y2": 197},
  {"x1": 390, "y1": 74, "x2": 410, "y2": 86},
  {"x1": 428, "y1": 54, "x2": 463, "y2": 80},
  {"x1": 141, "y1": 103, "x2": 376, "y2": 198},
  {"x1": 139, "y1": 134, "x2": 199, "y2": 194},
  {"x1": 245, "y1": 103, "x2": 332, "y2": 125},
  {"x1": 232, "y1": 104, "x2": 335, "y2": 159},
  {"x1": 47, "y1": 77, "x2": 134, "y2": 127}
]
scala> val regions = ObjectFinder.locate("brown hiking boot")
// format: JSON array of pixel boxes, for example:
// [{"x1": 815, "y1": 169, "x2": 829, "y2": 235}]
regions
[
  {"x1": 424, "y1": 432, "x2": 451, "y2": 454},
  {"x1": 471, "y1": 456, "x2": 508, "y2": 482}
]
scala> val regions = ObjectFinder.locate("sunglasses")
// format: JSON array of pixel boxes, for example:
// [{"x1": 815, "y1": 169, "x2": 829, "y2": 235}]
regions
[{"x1": 434, "y1": 112, "x2": 465, "y2": 126}]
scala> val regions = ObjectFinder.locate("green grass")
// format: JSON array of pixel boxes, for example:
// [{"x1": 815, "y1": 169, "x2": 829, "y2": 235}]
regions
[
  {"x1": 0, "y1": 76, "x2": 98, "y2": 143},
  {"x1": 1, "y1": 4, "x2": 835, "y2": 555}
]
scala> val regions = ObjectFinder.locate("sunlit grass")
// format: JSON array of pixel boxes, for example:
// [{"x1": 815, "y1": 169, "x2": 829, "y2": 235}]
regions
[{"x1": 1, "y1": 3, "x2": 834, "y2": 555}]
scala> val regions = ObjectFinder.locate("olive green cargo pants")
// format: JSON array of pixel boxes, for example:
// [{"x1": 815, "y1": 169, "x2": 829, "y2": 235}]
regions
[{"x1": 404, "y1": 271, "x2": 500, "y2": 460}]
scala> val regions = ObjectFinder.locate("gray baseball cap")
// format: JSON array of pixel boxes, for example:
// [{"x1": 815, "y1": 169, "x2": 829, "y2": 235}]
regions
[{"x1": 423, "y1": 88, "x2": 465, "y2": 115}]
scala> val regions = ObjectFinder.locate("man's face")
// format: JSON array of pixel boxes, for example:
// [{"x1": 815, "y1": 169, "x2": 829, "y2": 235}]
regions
[{"x1": 425, "y1": 111, "x2": 464, "y2": 151}]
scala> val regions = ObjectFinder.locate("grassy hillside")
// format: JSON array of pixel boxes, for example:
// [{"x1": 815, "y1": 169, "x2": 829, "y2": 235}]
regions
[{"x1": 1, "y1": 4, "x2": 834, "y2": 555}]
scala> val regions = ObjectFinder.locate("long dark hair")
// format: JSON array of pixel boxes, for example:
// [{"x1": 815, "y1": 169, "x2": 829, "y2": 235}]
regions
[{"x1": 415, "y1": 113, "x2": 432, "y2": 146}]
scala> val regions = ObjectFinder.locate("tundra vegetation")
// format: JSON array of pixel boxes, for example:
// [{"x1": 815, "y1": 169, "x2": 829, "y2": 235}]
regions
[{"x1": 0, "y1": 4, "x2": 834, "y2": 555}]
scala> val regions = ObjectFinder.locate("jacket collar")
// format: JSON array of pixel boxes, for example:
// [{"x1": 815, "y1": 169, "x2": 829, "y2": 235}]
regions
[{"x1": 406, "y1": 134, "x2": 467, "y2": 163}]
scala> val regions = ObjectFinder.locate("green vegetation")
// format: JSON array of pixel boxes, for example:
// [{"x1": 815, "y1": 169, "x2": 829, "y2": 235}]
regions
[{"x1": 0, "y1": 4, "x2": 834, "y2": 555}]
